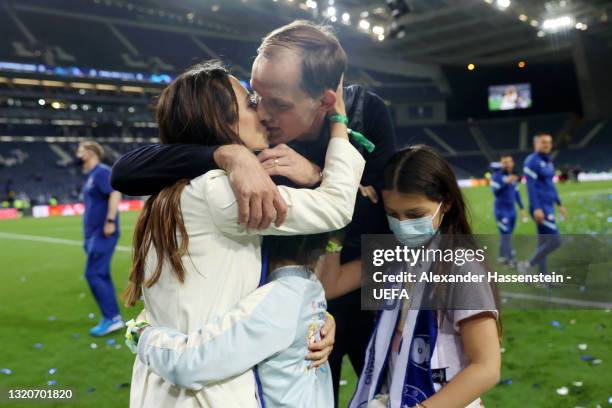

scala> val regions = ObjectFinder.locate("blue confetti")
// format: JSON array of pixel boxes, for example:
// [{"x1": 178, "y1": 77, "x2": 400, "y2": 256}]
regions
[
  {"x1": 88, "y1": 313, "x2": 95, "y2": 319},
  {"x1": 34, "y1": 343, "x2": 43, "y2": 349},
  {"x1": 551, "y1": 320, "x2": 561, "y2": 327},
  {"x1": 607, "y1": 217, "x2": 612, "y2": 223},
  {"x1": 608, "y1": 396, "x2": 612, "y2": 404},
  {"x1": 1, "y1": 368, "x2": 12, "y2": 375},
  {"x1": 47, "y1": 380, "x2": 57, "y2": 386},
  {"x1": 498, "y1": 379, "x2": 513, "y2": 385},
  {"x1": 86, "y1": 387, "x2": 96, "y2": 393},
  {"x1": 580, "y1": 354, "x2": 594, "y2": 361},
  {"x1": 106, "y1": 339, "x2": 116, "y2": 346},
  {"x1": 72, "y1": 333, "x2": 81, "y2": 339},
  {"x1": 48, "y1": 368, "x2": 56, "y2": 375},
  {"x1": 48, "y1": 315, "x2": 56, "y2": 321}
]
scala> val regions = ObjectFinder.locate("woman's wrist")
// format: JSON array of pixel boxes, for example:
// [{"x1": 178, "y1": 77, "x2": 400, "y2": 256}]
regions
[{"x1": 329, "y1": 121, "x2": 348, "y2": 140}]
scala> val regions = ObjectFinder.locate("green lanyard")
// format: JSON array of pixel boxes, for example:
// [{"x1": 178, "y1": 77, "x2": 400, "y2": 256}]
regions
[{"x1": 328, "y1": 113, "x2": 376, "y2": 153}]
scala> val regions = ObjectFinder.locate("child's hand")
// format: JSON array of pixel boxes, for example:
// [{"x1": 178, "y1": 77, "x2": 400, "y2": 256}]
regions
[{"x1": 305, "y1": 313, "x2": 335, "y2": 369}]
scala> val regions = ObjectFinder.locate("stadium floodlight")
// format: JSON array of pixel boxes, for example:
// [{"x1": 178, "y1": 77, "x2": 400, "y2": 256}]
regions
[
  {"x1": 518, "y1": 14, "x2": 528, "y2": 22},
  {"x1": 327, "y1": 6, "x2": 336, "y2": 16},
  {"x1": 305, "y1": 0, "x2": 317, "y2": 8},
  {"x1": 359, "y1": 19, "x2": 371, "y2": 31},
  {"x1": 372, "y1": 25, "x2": 384, "y2": 35},
  {"x1": 377, "y1": 34, "x2": 385, "y2": 41},
  {"x1": 496, "y1": 0, "x2": 511, "y2": 9},
  {"x1": 542, "y1": 15, "x2": 573, "y2": 31},
  {"x1": 330, "y1": 16, "x2": 337, "y2": 22},
  {"x1": 575, "y1": 22, "x2": 588, "y2": 31},
  {"x1": 38, "y1": 99, "x2": 46, "y2": 106},
  {"x1": 342, "y1": 12, "x2": 350, "y2": 23}
]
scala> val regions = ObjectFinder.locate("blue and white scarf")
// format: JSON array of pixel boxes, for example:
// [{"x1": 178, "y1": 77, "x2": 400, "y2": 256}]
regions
[{"x1": 349, "y1": 286, "x2": 438, "y2": 408}]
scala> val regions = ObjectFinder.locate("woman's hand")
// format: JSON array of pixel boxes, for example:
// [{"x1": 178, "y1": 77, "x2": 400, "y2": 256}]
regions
[
  {"x1": 305, "y1": 313, "x2": 336, "y2": 369},
  {"x1": 330, "y1": 75, "x2": 346, "y2": 117}
]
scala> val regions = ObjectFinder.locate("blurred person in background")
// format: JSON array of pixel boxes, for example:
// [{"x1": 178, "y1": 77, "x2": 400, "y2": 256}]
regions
[
  {"x1": 490, "y1": 154, "x2": 526, "y2": 266},
  {"x1": 76, "y1": 141, "x2": 124, "y2": 336},
  {"x1": 519, "y1": 132, "x2": 568, "y2": 275}
]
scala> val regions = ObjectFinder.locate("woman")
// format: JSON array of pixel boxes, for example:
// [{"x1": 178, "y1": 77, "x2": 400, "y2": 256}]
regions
[
  {"x1": 124, "y1": 61, "x2": 364, "y2": 408},
  {"x1": 317, "y1": 145, "x2": 501, "y2": 408}
]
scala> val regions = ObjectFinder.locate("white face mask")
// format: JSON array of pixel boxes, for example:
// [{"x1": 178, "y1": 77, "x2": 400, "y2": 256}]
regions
[{"x1": 387, "y1": 202, "x2": 444, "y2": 247}]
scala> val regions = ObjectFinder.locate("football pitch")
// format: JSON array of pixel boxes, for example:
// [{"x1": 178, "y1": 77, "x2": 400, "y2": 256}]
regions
[{"x1": 0, "y1": 180, "x2": 611, "y2": 407}]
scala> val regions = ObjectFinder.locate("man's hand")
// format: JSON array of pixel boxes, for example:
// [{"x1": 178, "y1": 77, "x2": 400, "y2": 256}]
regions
[
  {"x1": 258, "y1": 144, "x2": 322, "y2": 187},
  {"x1": 359, "y1": 185, "x2": 379, "y2": 204},
  {"x1": 306, "y1": 313, "x2": 336, "y2": 369},
  {"x1": 533, "y1": 208, "x2": 545, "y2": 224},
  {"x1": 214, "y1": 144, "x2": 288, "y2": 229},
  {"x1": 103, "y1": 221, "x2": 116, "y2": 237},
  {"x1": 559, "y1": 205, "x2": 568, "y2": 219},
  {"x1": 506, "y1": 174, "x2": 518, "y2": 184}
]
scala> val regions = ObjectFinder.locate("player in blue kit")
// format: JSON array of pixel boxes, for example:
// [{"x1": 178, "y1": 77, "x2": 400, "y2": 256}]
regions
[
  {"x1": 519, "y1": 132, "x2": 568, "y2": 275},
  {"x1": 490, "y1": 154, "x2": 526, "y2": 266},
  {"x1": 77, "y1": 141, "x2": 124, "y2": 336}
]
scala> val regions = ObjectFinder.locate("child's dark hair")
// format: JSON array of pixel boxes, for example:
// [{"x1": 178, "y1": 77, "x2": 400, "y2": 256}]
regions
[
  {"x1": 267, "y1": 233, "x2": 329, "y2": 270},
  {"x1": 382, "y1": 144, "x2": 472, "y2": 236}
]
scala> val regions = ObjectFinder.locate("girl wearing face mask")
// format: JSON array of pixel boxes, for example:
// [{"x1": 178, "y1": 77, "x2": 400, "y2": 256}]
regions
[{"x1": 317, "y1": 145, "x2": 501, "y2": 408}]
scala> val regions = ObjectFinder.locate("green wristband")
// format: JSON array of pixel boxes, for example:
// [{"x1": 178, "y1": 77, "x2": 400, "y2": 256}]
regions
[
  {"x1": 326, "y1": 240, "x2": 343, "y2": 253},
  {"x1": 328, "y1": 113, "x2": 349, "y2": 125},
  {"x1": 348, "y1": 129, "x2": 376, "y2": 153}
]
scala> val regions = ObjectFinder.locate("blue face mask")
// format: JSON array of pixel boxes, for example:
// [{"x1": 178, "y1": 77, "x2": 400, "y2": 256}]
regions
[{"x1": 387, "y1": 202, "x2": 444, "y2": 247}]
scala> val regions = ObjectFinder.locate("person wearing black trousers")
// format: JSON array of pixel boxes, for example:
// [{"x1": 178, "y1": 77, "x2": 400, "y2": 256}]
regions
[{"x1": 111, "y1": 20, "x2": 396, "y2": 407}]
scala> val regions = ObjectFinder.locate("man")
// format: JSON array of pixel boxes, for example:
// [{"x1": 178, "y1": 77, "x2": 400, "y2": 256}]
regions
[
  {"x1": 490, "y1": 154, "x2": 526, "y2": 266},
  {"x1": 519, "y1": 132, "x2": 568, "y2": 275},
  {"x1": 77, "y1": 141, "x2": 124, "y2": 336},
  {"x1": 111, "y1": 20, "x2": 396, "y2": 406}
]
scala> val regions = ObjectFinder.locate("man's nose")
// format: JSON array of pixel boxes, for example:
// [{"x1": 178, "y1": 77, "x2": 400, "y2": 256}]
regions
[{"x1": 256, "y1": 100, "x2": 272, "y2": 124}]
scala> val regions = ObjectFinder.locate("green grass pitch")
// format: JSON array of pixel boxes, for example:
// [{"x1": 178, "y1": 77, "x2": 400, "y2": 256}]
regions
[{"x1": 0, "y1": 180, "x2": 610, "y2": 407}]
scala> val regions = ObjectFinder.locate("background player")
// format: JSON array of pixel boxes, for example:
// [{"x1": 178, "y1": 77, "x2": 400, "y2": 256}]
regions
[
  {"x1": 76, "y1": 142, "x2": 124, "y2": 336},
  {"x1": 490, "y1": 154, "x2": 526, "y2": 266},
  {"x1": 519, "y1": 132, "x2": 568, "y2": 275}
]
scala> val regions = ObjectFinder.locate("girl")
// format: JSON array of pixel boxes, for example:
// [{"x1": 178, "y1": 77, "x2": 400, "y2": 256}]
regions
[
  {"x1": 124, "y1": 61, "x2": 364, "y2": 408},
  {"x1": 318, "y1": 145, "x2": 501, "y2": 408}
]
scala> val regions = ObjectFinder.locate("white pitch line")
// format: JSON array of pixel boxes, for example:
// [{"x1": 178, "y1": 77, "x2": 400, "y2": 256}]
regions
[
  {"x1": 0, "y1": 231, "x2": 131, "y2": 253},
  {"x1": 500, "y1": 291, "x2": 612, "y2": 309}
]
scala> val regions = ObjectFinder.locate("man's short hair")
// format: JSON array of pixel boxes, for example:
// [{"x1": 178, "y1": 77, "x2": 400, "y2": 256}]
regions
[
  {"x1": 79, "y1": 141, "x2": 104, "y2": 159},
  {"x1": 533, "y1": 131, "x2": 552, "y2": 142},
  {"x1": 500, "y1": 154, "x2": 513, "y2": 160},
  {"x1": 258, "y1": 20, "x2": 347, "y2": 98}
]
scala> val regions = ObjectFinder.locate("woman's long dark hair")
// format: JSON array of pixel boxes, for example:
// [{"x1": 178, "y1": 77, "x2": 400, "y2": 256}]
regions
[
  {"x1": 383, "y1": 145, "x2": 502, "y2": 336},
  {"x1": 123, "y1": 61, "x2": 244, "y2": 306}
]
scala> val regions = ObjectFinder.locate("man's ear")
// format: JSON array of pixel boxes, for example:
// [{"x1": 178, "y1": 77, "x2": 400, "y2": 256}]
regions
[{"x1": 319, "y1": 89, "x2": 336, "y2": 113}]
